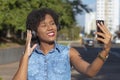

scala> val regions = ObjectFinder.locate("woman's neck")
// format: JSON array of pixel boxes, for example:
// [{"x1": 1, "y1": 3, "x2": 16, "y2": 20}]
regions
[{"x1": 39, "y1": 41, "x2": 55, "y2": 55}]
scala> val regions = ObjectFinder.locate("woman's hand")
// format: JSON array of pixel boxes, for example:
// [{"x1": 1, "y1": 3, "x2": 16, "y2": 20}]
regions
[
  {"x1": 96, "y1": 22, "x2": 112, "y2": 52},
  {"x1": 24, "y1": 30, "x2": 37, "y2": 57}
]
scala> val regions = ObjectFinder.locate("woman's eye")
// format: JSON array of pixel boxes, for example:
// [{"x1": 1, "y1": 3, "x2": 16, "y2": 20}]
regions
[
  {"x1": 51, "y1": 22, "x2": 55, "y2": 25},
  {"x1": 41, "y1": 24, "x2": 46, "y2": 27}
]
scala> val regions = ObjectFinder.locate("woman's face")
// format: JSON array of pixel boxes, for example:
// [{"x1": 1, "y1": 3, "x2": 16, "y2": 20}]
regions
[{"x1": 37, "y1": 14, "x2": 57, "y2": 43}]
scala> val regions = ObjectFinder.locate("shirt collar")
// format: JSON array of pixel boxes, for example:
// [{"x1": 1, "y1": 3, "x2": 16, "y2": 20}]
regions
[
  {"x1": 34, "y1": 41, "x2": 61, "y2": 54},
  {"x1": 54, "y1": 41, "x2": 61, "y2": 53}
]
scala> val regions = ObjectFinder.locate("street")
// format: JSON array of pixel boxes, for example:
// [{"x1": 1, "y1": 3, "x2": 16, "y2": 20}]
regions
[
  {"x1": 0, "y1": 45, "x2": 120, "y2": 80},
  {"x1": 72, "y1": 46, "x2": 120, "y2": 80}
]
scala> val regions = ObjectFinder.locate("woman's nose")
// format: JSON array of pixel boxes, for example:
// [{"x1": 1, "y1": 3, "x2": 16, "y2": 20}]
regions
[{"x1": 47, "y1": 24, "x2": 53, "y2": 30}]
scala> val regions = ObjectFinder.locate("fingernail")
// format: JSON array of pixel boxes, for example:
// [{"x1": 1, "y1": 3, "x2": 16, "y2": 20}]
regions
[
  {"x1": 27, "y1": 30, "x2": 30, "y2": 33},
  {"x1": 97, "y1": 23, "x2": 99, "y2": 25}
]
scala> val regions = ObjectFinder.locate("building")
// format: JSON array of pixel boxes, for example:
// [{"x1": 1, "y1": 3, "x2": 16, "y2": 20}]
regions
[
  {"x1": 96, "y1": 0, "x2": 120, "y2": 36},
  {"x1": 85, "y1": 12, "x2": 96, "y2": 35}
]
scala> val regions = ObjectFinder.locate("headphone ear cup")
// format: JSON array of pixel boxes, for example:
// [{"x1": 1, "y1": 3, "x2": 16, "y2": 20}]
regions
[
  {"x1": 31, "y1": 30, "x2": 37, "y2": 39},
  {"x1": 26, "y1": 25, "x2": 38, "y2": 44},
  {"x1": 31, "y1": 30, "x2": 39, "y2": 44}
]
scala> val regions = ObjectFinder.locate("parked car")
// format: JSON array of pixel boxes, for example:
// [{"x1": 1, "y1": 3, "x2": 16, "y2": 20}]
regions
[
  {"x1": 113, "y1": 38, "x2": 120, "y2": 44},
  {"x1": 83, "y1": 38, "x2": 94, "y2": 47},
  {"x1": 111, "y1": 36, "x2": 120, "y2": 44}
]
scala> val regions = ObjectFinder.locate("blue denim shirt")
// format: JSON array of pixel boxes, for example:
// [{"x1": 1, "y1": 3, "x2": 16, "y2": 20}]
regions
[{"x1": 28, "y1": 43, "x2": 71, "y2": 80}]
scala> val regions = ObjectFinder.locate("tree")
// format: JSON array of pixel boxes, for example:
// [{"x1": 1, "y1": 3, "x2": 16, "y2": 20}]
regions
[
  {"x1": 68, "y1": 0, "x2": 92, "y2": 14},
  {"x1": 58, "y1": 25, "x2": 81, "y2": 40},
  {"x1": 0, "y1": 0, "x2": 91, "y2": 40}
]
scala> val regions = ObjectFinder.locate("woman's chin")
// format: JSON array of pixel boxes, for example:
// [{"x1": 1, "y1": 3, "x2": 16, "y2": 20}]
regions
[{"x1": 47, "y1": 41, "x2": 55, "y2": 44}]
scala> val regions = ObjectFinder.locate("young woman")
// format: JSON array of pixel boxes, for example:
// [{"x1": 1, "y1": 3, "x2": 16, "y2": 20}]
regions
[{"x1": 13, "y1": 8, "x2": 112, "y2": 80}]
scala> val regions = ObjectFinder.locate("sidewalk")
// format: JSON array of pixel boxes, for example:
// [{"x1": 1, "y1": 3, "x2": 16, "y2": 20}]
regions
[
  {"x1": 0, "y1": 62, "x2": 19, "y2": 80},
  {"x1": 0, "y1": 62, "x2": 81, "y2": 80}
]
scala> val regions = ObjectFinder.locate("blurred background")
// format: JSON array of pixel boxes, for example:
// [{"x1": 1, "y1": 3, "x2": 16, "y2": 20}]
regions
[{"x1": 0, "y1": 0, "x2": 120, "y2": 80}]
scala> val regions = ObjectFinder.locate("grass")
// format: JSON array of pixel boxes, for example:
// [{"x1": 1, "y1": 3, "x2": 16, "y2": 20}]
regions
[
  {"x1": 57, "y1": 41, "x2": 70, "y2": 46},
  {"x1": 0, "y1": 77, "x2": 2, "y2": 80},
  {"x1": 0, "y1": 37, "x2": 73, "y2": 49},
  {"x1": 0, "y1": 42, "x2": 69, "y2": 49},
  {"x1": 0, "y1": 37, "x2": 25, "y2": 49},
  {"x1": 59, "y1": 43, "x2": 69, "y2": 46},
  {"x1": 0, "y1": 42, "x2": 24, "y2": 49}
]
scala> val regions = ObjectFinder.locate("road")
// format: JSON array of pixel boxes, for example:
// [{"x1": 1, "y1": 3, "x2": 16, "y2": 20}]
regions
[
  {"x1": 0, "y1": 45, "x2": 120, "y2": 80},
  {"x1": 72, "y1": 46, "x2": 120, "y2": 80}
]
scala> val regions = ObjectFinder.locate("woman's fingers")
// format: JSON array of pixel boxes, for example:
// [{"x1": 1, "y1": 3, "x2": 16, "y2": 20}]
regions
[
  {"x1": 31, "y1": 44, "x2": 37, "y2": 52},
  {"x1": 100, "y1": 22, "x2": 110, "y2": 34},
  {"x1": 96, "y1": 32, "x2": 105, "y2": 39},
  {"x1": 26, "y1": 30, "x2": 32, "y2": 45},
  {"x1": 25, "y1": 30, "x2": 32, "y2": 49},
  {"x1": 96, "y1": 22, "x2": 112, "y2": 45},
  {"x1": 96, "y1": 37, "x2": 104, "y2": 43},
  {"x1": 97, "y1": 22, "x2": 106, "y2": 33},
  {"x1": 24, "y1": 30, "x2": 37, "y2": 56},
  {"x1": 24, "y1": 30, "x2": 32, "y2": 56}
]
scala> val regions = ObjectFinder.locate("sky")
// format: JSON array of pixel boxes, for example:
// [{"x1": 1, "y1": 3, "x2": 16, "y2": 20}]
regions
[
  {"x1": 75, "y1": 0, "x2": 96, "y2": 27},
  {"x1": 76, "y1": 0, "x2": 120, "y2": 27},
  {"x1": 84, "y1": 0, "x2": 96, "y2": 11}
]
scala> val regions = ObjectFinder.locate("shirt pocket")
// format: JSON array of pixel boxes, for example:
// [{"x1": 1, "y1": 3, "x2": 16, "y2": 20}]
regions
[{"x1": 52, "y1": 59, "x2": 67, "y2": 74}]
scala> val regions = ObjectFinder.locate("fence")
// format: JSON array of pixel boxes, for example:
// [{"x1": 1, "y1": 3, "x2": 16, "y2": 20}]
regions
[{"x1": 0, "y1": 46, "x2": 24, "y2": 64}]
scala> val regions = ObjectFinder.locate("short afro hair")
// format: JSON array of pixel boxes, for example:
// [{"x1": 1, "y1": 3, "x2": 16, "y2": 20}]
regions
[{"x1": 26, "y1": 8, "x2": 59, "y2": 32}]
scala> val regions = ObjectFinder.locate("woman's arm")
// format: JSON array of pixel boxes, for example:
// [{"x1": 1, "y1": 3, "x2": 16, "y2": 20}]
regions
[
  {"x1": 12, "y1": 30, "x2": 37, "y2": 80},
  {"x1": 70, "y1": 22, "x2": 112, "y2": 77},
  {"x1": 12, "y1": 54, "x2": 29, "y2": 80}
]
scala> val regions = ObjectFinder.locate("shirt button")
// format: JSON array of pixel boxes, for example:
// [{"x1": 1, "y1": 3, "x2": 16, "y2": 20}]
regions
[
  {"x1": 45, "y1": 59, "x2": 47, "y2": 63},
  {"x1": 45, "y1": 62, "x2": 47, "y2": 64}
]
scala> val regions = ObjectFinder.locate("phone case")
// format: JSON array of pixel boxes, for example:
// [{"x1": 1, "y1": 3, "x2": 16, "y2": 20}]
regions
[{"x1": 96, "y1": 20, "x2": 104, "y2": 44}]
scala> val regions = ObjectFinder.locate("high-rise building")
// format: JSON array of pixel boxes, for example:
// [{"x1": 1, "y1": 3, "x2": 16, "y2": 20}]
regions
[
  {"x1": 96, "y1": 0, "x2": 119, "y2": 35},
  {"x1": 85, "y1": 12, "x2": 96, "y2": 34}
]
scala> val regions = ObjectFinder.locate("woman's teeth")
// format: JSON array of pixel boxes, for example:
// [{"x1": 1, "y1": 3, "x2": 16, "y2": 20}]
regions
[{"x1": 48, "y1": 32, "x2": 54, "y2": 36}]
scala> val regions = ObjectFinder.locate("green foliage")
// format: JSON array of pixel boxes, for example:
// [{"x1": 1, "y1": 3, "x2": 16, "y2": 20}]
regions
[
  {"x1": 0, "y1": 0, "x2": 36, "y2": 31},
  {"x1": 0, "y1": 77, "x2": 2, "y2": 80},
  {"x1": 0, "y1": 0, "x2": 74, "y2": 31},
  {"x1": 0, "y1": 0, "x2": 91, "y2": 40},
  {"x1": 68, "y1": 0, "x2": 92, "y2": 14},
  {"x1": 58, "y1": 25, "x2": 81, "y2": 40}
]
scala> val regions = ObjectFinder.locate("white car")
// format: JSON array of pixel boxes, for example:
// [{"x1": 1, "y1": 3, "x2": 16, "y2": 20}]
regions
[
  {"x1": 84, "y1": 38, "x2": 94, "y2": 47},
  {"x1": 114, "y1": 39, "x2": 120, "y2": 44}
]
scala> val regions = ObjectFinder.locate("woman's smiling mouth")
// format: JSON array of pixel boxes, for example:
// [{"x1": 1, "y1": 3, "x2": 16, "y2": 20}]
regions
[{"x1": 47, "y1": 32, "x2": 55, "y2": 37}]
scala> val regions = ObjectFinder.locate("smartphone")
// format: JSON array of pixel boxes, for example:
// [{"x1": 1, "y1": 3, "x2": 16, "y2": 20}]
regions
[{"x1": 96, "y1": 20, "x2": 104, "y2": 44}]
